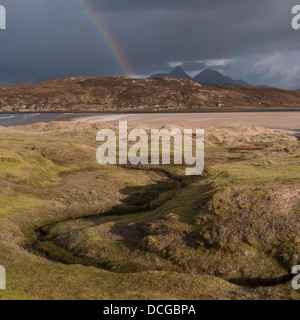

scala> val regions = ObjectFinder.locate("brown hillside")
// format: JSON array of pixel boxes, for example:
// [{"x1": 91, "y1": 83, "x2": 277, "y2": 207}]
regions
[{"x1": 1, "y1": 76, "x2": 300, "y2": 112}]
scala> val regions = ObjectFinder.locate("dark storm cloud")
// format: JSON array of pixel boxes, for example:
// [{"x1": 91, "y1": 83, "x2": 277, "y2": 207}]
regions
[
  {"x1": 89, "y1": 0, "x2": 238, "y2": 12},
  {"x1": 180, "y1": 62, "x2": 207, "y2": 72},
  {"x1": 177, "y1": 61, "x2": 232, "y2": 72},
  {"x1": 0, "y1": 0, "x2": 300, "y2": 88},
  {"x1": 103, "y1": 0, "x2": 299, "y2": 70},
  {"x1": 0, "y1": 0, "x2": 124, "y2": 85}
]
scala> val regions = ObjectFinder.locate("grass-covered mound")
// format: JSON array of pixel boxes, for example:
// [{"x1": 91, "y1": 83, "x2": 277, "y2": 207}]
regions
[{"x1": 0, "y1": 122, "x2": 299, "y2": 300}]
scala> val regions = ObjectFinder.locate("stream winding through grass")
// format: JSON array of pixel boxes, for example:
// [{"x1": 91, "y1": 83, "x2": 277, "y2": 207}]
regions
[{"x1": 29, "y1": 168, "x2": 294, "y2": 289}]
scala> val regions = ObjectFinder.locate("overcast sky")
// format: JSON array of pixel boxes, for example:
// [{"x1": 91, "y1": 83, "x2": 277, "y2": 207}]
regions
[{"x1": 1, "y1": 0, "x2": 300, "y2": 88}]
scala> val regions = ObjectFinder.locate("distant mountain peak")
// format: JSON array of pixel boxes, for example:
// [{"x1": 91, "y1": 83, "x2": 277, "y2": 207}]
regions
[
  {"x1": 193, "y1": 69, "x2": 250, "y2": 87},
  {"x1": 149, "y1": 66, "x2": 192, "y2": 81},
  {"x1": 173, "y1": 65, "x2": 183, "y2": 70},
  {"x1": 149, "y1": 67, "x2": 250, "y2": 87},
  {"x1": 201, "y1": 68, "x2": 220, "y2": 74}
]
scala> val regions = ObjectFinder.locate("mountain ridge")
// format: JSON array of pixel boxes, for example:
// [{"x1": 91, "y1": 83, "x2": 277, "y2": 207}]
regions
[{"x1": 150, "y1": 66, "x2": 251, "y2": 87}]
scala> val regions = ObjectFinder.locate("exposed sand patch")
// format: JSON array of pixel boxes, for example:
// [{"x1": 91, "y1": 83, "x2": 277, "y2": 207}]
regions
[
  {"x1": 71, "y1": 112, "x2": 300, "y2": 130},
  {"x1": 73, "y1": 114, "x2": 131, "y2": 123}
]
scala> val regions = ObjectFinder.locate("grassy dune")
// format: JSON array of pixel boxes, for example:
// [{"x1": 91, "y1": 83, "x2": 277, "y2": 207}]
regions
[{"x1": 0, "y1": 122, "x2": 299, "y2": 300}]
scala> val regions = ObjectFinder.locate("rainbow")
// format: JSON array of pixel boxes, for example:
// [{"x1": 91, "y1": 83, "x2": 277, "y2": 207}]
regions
[{"x1": 73, "y1": 0, "x2": 133, "y2": 76}]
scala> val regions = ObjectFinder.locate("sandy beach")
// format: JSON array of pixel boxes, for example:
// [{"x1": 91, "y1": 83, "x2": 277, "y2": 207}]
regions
[{"x1": 71, "y1": 112, "x2": 300, "y2": 130}]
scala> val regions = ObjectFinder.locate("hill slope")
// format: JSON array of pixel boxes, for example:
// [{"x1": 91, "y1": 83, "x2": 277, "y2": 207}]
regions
[{"x1": 1, "y1": 76, "x2": 300, "y2": 112}]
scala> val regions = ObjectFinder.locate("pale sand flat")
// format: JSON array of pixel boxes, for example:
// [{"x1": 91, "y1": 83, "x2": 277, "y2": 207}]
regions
[{"x1": 71, "y1": 112, "x2": 300, "y2": 130}]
